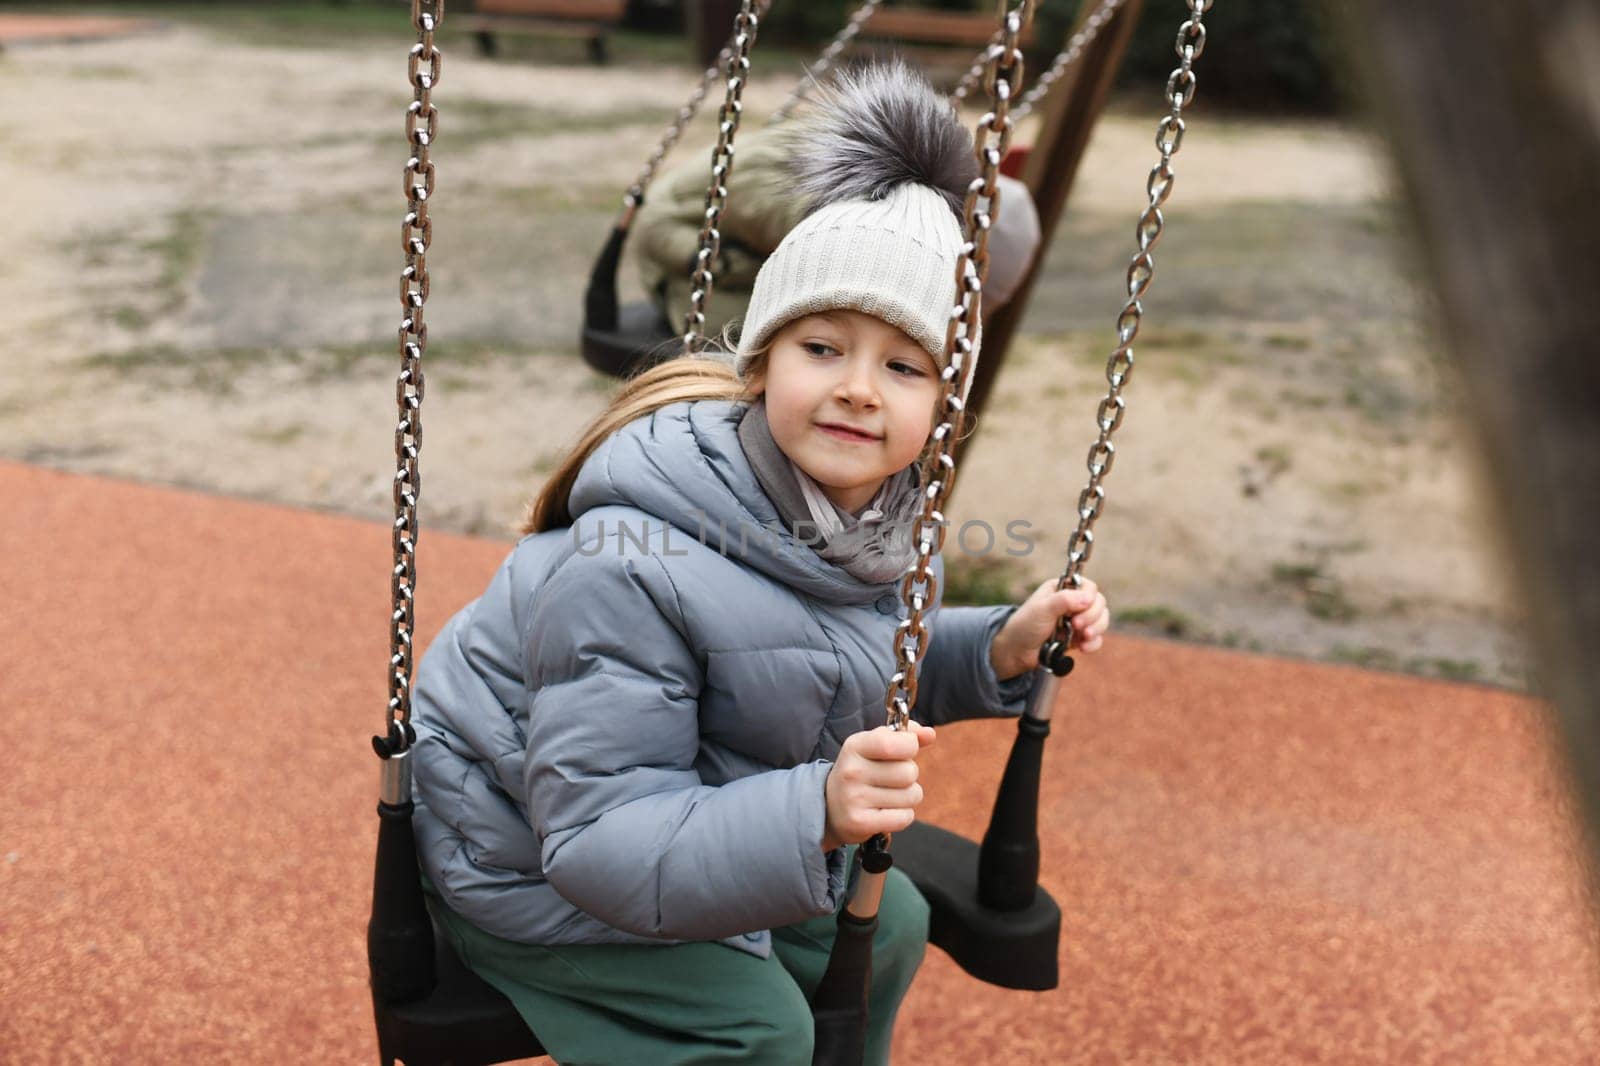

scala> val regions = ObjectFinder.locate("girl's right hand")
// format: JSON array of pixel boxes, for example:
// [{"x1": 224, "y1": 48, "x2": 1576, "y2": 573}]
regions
[{"x1": 821, "y1": 723, "x2": 937, "y2": 851}]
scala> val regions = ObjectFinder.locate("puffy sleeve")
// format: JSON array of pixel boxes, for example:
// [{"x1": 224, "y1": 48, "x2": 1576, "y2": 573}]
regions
[
  {"x1": 521, "y1": 544, "x2": 846, "y2": 941},
  {"x1": 912, "y1": 603, "x2": 1035, "y2": 727}
]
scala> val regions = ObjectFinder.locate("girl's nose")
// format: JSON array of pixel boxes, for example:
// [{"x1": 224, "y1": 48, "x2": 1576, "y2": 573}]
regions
[{"x1": 836, "y1": 362, "x2": 880, "y2": 408}]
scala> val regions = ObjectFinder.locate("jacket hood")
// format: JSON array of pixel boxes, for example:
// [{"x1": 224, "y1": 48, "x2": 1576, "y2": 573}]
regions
[{"x1": 566, "y1": 400, "x2": 898, "y2": 606}]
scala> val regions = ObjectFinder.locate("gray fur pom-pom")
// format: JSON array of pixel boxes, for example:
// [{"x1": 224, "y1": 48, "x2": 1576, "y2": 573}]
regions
[{"x1": 787, "y1": 59, "x2": 977, "y2": 218}]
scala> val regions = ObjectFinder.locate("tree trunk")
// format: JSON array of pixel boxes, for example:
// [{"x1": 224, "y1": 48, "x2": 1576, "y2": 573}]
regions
[{"x1": 1339, "y1": 0, "x2": 1600, "y2": 889}]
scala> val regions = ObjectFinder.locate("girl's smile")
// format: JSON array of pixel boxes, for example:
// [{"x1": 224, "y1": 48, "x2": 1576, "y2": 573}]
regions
[
  {"x1": 815, "y1": 422, "x2": 882, "y2": 443},
  {"x1": 749, "y1": 310, "x2": 940, "y2": 513}
]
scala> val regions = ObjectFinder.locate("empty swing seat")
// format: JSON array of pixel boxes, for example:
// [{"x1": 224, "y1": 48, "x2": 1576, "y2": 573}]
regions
[
  {"x1": 580, "y1": 300, "x2": 677, "y2": 379},
  {"x1": 579, "y1": 221, "x2": 680, "y2": 379}
]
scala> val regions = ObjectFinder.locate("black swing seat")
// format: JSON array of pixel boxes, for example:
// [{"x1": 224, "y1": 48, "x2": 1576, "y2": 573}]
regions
[
  {"x1": 580, "y1": 300, "x2": 676, "y2": 379},
  {"x1": 893, "y1": 821, "x2": 1061, "y2": 992},
  {"x1": 579, "y1": 221, "x2": 678, "y2": 380},
  {"x1": 371, "y1": 804, "x2": 1059, "y2": 1066},
  {"x1": 373, "y1": 921, "x2": 546, "y2": 1066}
]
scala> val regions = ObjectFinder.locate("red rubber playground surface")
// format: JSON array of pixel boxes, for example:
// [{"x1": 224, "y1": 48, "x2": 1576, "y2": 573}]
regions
[{"x1": 4, "y1": 460, "x2": 1598, "y2": 1063}]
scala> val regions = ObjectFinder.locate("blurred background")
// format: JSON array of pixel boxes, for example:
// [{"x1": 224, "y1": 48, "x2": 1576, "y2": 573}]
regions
[{"x1": 7, "y1": 0, "x2": 1525, "y2": 688}]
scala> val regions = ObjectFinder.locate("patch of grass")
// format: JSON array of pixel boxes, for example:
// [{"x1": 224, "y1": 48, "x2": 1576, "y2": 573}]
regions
[
  {"x1": 1271, "y1": 562, "x2": 1322, "y2": 585},
  {"x1": 318, "y1": 339, "x2": 544, "y2": 380},
  {"x1": 1266, "y1": 332, "x2": 1312, "y2": 351},
  {"x1": 84, "y1": 343, "x2": 278, "y2": 396},
  {"x1": 1255, "y1": 444, "x2": 1292, "y2": 476},
  {"x1": 105, "y1": 305, "x2": 152, "y2": 332},
  {"x1": 1271, "y1": 560, "x2": 1359, "y2": 623},
  {"x1": 940, "y1": 557, "x2": 1022, "y2": 606},
  {"x1": 1305, "y1": 581, "x2": 1357, "y2": 622},
  {"x1": 67, "y1": 64, "x2": 142, "y2": 80},
  {"x1": 488, "y1": 182, "x2": 629, "y2": 215},
  {"x1": 83, "y1": 344, "x2": 263, "y2": 371},
  {"x1": 141, "y1": 209, "x2": 210, "y2": 315},
  {"x1": 1339, "y1": 377, "x2": 1421, "y2": 427},
  {"x1": 1226, "y1": 383, "x2": 1267, "y2": 408},
  {"x1": 1134, "y1": 325, "x2": 1244, "y2": 378},
  {"x1": 1119, "y1": 605, "x2": 1195, "y2": 639},
  {"x1": 243, "y1": 423, "x2": 307, "y2": 447},
  {"x1": 1139, "y1": 327, "x2": 1213, "y2": 350},
  {"x1": 432, "y1": 371, "x2": 497, "y2": 393},
  {"x1": 1278, "y1": 386, "x2": 1331, "y2": 411},
  {"x1": 122, "y1": 2, "x2": 421, "y2": 42},
  {"x1": 81, "y1": 339, "x2": 545, "y2": 395},
  {"x1": 1328, "y1": 479, "x2": 1373, "y2": 500},
  {"x1": 1412, "y1": 657, "x2": 1482, "y2": 683},
  {"x1": 1332, "y1": 644, "x2": 1400, "y2": 670},
  {"x1": 446, "y1": 98, "x2": 667, "y2": 149}
]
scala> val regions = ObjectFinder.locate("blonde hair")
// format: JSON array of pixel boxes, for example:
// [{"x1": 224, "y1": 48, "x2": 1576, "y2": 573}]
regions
[{"x1": 520, "y1": 350, "x2": 770, "y2": 534}]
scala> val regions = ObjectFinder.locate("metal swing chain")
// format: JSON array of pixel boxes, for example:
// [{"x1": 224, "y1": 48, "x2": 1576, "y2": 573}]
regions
[
  {"x1": 768, "y1": 0, "x2": 887, "y2": 124},
  {"x1": 951, "y1": 0, "x2": 1127, "y2": 122},
  {"x1": 380, "y1": 0, "x2": 444, "y2": 757},
  {"x1": 883, "y1": 0, "x2": 1037, "y2": 732},
  {"x1": 1011, "y1": 0, "x2": 1129, "y2": 121},
  {"x1": 623, "y1": 0, "x2": 775, "y2": 221},
  {"x1": 1046, "y1": 0, "x2": 1210, "y2": 655},
  {"x1": 681, "y1": 0, "x2": 761, "y2": 353}
]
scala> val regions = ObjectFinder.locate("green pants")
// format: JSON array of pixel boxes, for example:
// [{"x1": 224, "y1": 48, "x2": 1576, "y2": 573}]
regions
[{"x1": 426, "y1": 867, "x2": 930, "y2": 1066}]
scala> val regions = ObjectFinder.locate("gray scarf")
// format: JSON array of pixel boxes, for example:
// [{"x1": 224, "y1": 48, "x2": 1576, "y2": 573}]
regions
[{"x1": 737, "y1": 400, "x2": 922, "y2": 585}]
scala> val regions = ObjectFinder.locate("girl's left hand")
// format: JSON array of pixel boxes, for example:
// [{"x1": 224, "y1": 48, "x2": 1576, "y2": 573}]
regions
[{"x1": 989, "y1": 578, "x2": 1111, "y2": 681}]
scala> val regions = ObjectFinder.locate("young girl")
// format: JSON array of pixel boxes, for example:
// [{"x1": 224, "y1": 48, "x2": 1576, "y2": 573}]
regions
[{"x1": 411, "y1": 62, "x2": 1111, "y2": 1066}]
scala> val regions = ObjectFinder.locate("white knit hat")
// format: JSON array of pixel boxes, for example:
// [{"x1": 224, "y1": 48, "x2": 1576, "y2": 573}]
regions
[
  {"x1": 734, "y1": 61, "x2": 979, "y2": 379},
  {"x1": 736, "y1": 183, "x2": 967, "y2": 366}
]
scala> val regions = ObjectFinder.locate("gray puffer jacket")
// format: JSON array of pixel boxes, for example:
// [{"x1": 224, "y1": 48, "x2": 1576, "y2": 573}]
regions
[{"x1": 411, "y1": 399, "x2": 1031, "y2": 959}]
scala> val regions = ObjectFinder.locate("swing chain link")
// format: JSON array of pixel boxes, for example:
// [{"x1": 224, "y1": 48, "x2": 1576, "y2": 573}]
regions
[
  {"x1": 951, "y1": 0, "x2": 1125, "y2": 122},
  {"x1": 1013, "y1": 0, "x2": 1129, "y2": 122},
  {"x1": 1047, "y1": 0, "x2": 1209, "y2": 655},
  {"x1": 769, "y1": 0, "x2": 886, "y2": 124},
  {"x1": 883, "y1": 0, "x2": 1037, "y2": 732},
  {"x1": 681, "y1": 0, "x2": 761, "y2": 353},
  {"x1": 626, "y1": 0, "x2": 775, "y2": 218},
  {"x1": 381, "y1": 0, "x2": 444, "y2": 757}
]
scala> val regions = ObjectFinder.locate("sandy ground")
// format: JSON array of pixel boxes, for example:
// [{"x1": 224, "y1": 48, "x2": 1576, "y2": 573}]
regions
[{"x1": 6, "y1": 21, "x2": 1527, "y2": 687}]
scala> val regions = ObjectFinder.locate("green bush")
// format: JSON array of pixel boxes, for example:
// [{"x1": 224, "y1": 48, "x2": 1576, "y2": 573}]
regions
[
  {"x1": 765, "y1": 0, "x2": 1350, "y2": 114},
  {"x1": 1107, "y1": 0, "x2": 1349, "y2": 113}
]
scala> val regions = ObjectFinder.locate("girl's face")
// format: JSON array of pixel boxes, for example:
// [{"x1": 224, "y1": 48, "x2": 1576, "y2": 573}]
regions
[{"x1": 749, "y1": 310, "x2": 941, "y2": 513}]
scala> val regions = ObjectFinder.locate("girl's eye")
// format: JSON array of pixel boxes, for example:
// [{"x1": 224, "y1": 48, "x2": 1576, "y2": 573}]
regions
[
  {"x1": 889, "y1": 361, "x2": 927, "y2": 377},
  {"x1": 803, "y1": 342, "x2": 838, "y2": 358}
]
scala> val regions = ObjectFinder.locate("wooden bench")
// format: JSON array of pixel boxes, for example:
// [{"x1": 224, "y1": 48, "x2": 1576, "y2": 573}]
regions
[
  {"x1": 458, "y1": 0, "x2": 626, "y2": 64},
  {"x1": 859, "y1": 6, "x2": 1037, "y2": 52}
]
